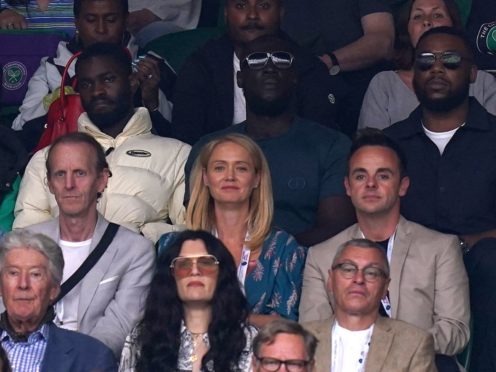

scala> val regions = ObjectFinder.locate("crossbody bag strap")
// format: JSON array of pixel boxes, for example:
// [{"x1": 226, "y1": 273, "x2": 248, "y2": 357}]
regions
[{"x1": 55, "y1": 222, "x2": 119, "y2": 303}]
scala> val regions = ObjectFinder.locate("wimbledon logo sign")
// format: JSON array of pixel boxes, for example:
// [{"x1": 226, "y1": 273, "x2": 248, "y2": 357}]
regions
[{"x1": 2, "y1": 61, "x2": 28, "y2": 91}]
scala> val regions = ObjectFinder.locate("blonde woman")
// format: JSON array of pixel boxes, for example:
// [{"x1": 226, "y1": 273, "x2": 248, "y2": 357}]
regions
[{"x1": 159, "y1": 133, "x2": 307, "y2": 328}]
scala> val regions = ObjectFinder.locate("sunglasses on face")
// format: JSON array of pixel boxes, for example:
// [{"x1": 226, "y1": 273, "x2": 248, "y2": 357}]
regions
[
  {"x1": 414, "y1": 51, "x2": 469, "y2": 71},
  {"x1": 170, "y1": 254, "x2": 219, "y2": 277},
  {"x1": 242, "y1": 51, "x2": 294, "y2": 70},
  {"x1": 332, "y1": 262, "x2": 388, "y2": 283}
]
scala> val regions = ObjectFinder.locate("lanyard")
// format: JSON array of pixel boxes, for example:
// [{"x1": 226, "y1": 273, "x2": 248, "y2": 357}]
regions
[
  {"x1": 237, "y1": 245, "x2": 251, "y2": 289},
  {"x1": 359, "y1": 229, "x2": 396, "y2": 317},
  {"x1": 213, "y1": 229, "x2": 251, "y2": 289}
]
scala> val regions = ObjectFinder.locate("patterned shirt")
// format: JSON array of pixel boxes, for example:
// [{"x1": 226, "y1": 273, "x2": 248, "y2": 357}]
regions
[
  {"x1": 119, "y1": 321, "x2": 256, "y2": 372},
  {"x1": 1, "y1": 0, "x2": 75, "y2": 36},
  {"x1": 1, "y1": 324, "x2": 49, "y2": 372}
]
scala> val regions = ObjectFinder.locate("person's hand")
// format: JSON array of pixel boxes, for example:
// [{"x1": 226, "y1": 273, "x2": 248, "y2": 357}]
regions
[
  {"x1": 127, "y1": 9, "x2": 160, "y2": 35},
  {"x1": 319, "y1": 54, "x2": 333, "y2": 70},
  {"x1": 0, "y1": 9, "x2": 27, "y2": 29},
  {"x1": 134, "y1": 55, "x2": 161, "y2": 111}
]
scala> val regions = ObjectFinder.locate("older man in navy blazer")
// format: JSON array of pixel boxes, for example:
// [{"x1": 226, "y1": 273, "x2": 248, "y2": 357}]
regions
[{"x1": 0, "y1": 230, "x2": 116, "y2": 372}]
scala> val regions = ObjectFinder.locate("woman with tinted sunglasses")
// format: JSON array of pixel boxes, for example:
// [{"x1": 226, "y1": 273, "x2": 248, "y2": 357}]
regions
[
  {"x1": 159, "y1": 134, "x2": 307, "y2": 328},
  {"x1": 358, "y1": 0, "x2": 496, "y2": 130},
  {"x1": 119, "y1": 230, "x2": 256, "y2": 372}
]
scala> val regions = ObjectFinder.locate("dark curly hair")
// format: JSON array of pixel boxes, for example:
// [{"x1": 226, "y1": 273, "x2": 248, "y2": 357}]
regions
[{"x1": 135, "y1": 230, "x2": 250, "y2": 371}]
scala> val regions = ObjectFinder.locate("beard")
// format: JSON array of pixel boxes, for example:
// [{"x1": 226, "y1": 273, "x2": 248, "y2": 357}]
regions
[
  {"x1": 84, "y1": 94, "x2": 133, "y2": 129},
  {"x1": 414, "y1": 77, "x2": 470, "y2": 112},
  {"x1": 245, "y1": 90, "x2": 295, "y2": 117}
]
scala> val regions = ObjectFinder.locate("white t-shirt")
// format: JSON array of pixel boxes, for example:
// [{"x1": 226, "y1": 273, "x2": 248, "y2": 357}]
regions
[
  {"x1": 423, "y1": 124, "x2": 462, "y2": 155},
  {"x1": 332, "y1": 322, "x2": 374, "y2": 372},
  {"x1": 55, "y1": 238, "x2": 92, "y2": 331},
  {"x1": 232, "y1": 53, "x2": 246, "y2": 125}
]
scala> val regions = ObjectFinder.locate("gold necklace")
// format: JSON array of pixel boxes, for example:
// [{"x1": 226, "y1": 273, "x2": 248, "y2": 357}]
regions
[{"x1": 190, "y1": 332, "x2": 205, "y2": 363}]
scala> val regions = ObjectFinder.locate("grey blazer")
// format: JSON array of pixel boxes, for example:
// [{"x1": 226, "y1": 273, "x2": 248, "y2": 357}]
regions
[
  {"x1": 303, "y1": 316, "x2": 437, "y2": 372},
  {"x1": 26, "y1": 214, "x2": 156, "y2": 358},
  {"x1": 299, "y1": 216, "x2": 470, "y2": 355}
]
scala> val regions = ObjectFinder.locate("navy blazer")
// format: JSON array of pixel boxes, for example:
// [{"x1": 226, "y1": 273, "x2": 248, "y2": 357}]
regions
[{"x1": 41, "y1": 323, "x2": 117, "y2": 372}]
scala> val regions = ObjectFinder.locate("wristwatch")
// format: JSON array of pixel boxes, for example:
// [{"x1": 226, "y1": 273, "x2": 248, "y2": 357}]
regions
[{"x1": 328, "y1": 52, "x2": 341, "y2": 76}]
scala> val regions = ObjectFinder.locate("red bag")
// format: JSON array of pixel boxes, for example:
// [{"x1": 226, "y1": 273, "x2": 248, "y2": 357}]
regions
[{"x1": 33, "y1": 51, "x2": 84, "y2": 152}]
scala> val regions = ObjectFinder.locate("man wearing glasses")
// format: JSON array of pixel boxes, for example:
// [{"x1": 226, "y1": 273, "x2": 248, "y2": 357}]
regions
[
  {"x1": 303, "y1": 239, "x2": 437, "y2": 372},
  {"x1": 252, "y1": 319, "x2": 317, "y2": 372},
  {"x1": 184, "y1": 34, "x2": 354, "y2": 247},
  {"x1": 385, "y1": 26, "x2": 496, "y2": 372},
  {"x1": 300, "y1": 128, "x2": 469, "y2": 371}
]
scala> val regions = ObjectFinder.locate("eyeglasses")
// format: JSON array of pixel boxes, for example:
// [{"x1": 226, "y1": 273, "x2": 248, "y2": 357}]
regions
[
  {"x1": 255, "y1": 356, "x2": 311, "y2": 372},
  {"x1": 332, "y1": 263, "x2": 387, "y2": 282},
  {"x1": 243, "y1": 51, "x2": 294, "y2": 70},
  {"x1": 414, "y1": 51, "x2": 470, "y2": 71},
  {"x1": 170, "y1": 255, "x2": 219, "y2": 277}
]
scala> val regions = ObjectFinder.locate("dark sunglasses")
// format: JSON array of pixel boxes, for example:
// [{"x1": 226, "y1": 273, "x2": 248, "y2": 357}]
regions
[
  {"x1": 414, "y1": 51, "x2": 470, "y2": 71},
  {"x1": 243, "y1": 51, "x2": 294, "y2": 70}
]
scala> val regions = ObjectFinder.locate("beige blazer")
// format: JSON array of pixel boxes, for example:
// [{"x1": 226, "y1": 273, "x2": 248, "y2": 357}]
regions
[
  {"x1": 299, "y1": 216, "x2": 470, "y2": 355},
  {"x1": 303, "y1": 316, "x2": 438, "y2": 372}
]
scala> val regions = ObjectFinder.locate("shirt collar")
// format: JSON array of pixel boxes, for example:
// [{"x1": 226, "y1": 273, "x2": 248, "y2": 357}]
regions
[
  {"x1": 389, "y1": 98, "x2": 492, "y2": 139},
  {"x1": 1, "y1": 324, "x2": 49, "y2": 344},
  {"x1": 0, "y1": 307, "x2": 55, "y2": 343}
]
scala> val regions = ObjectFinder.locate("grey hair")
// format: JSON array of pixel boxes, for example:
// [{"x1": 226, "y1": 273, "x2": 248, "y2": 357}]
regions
[
  {"x1": 252, "y1": 319, "x2": 318, "y2": 361},
  {"x1": 0, "y1": 230, "x2": 64, "y2": 285},
  {"x1": 332, "y1": 238, "x2": 390, "y2": 278}
]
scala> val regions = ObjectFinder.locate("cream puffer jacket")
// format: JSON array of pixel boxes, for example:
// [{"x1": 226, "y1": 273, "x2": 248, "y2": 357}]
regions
[{"x1": 14, "y1": 108, "x2": 190, "y2": 242}]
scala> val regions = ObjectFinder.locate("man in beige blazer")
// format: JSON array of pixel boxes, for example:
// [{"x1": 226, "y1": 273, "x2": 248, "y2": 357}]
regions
[
  {"x1": 303, "y1": 238, "x2": 436, "y2": 372},
  {"x1": 299, "y1": 130, "x2": 469, "y2": 368}
]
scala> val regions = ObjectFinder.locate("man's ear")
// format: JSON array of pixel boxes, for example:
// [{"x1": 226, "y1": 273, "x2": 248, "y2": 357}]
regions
[
  {"x1": 326, "y1": 270, "x2": 334, "y2": 295},
  {"x1": 97, "y1": 168, "x2": 110, "y2": 194},
  {"x1": 47, "y1": 174, "x2": 55, "y2": 195},
  {"x1": 399, "y1": 176, "x2": 410, "y2": 197},
  {"x1": 50, "y1": 284, "x2": 61, "y2": 303},
  {"x1": 236, "y1": 70, "x2": 244, "y2": 89},
  {"x1": 470, "y1": 64, "x2": 478, "y2": 84},
  {"x1": 382, "y1": 278, "x2": 391, "y2": 299},
  {"x1": 129, "y1": 73, "x2": 140, "y2": 96},
  {"x1": 344, "y1": 177, "x2": 351, "y2": 197}
]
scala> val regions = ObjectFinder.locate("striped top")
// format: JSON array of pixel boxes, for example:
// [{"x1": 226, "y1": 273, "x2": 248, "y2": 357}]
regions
[
  {"x1": 1, "y1": 0, "x2": 75, "y2": 36},
  {"x1": 1, "y1": 324, "x2": 49, "y2": 372}
]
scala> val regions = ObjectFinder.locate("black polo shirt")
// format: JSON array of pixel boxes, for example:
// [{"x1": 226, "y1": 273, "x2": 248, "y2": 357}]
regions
[{"x1": 384, "y1": 98, "x2": 496, "y2": 236}]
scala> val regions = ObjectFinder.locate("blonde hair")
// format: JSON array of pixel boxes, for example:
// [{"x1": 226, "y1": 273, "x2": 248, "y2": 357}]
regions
[{"x1": 187, "y1": 134, "x2": 273, "y2": 251}]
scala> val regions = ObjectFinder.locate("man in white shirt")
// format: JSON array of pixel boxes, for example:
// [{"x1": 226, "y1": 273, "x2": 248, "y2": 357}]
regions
[
  {"x1": 302, "y1": 239, "x2": 436, "y2": 372},
  {"x1": 25, "y1": 132, "x2": 155, "y2": 358}
]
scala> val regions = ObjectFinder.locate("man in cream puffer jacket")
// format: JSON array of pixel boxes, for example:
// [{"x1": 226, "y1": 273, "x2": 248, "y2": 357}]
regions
[{"x1": 13, "y1": 43, "x2": 190, "y2": 243}]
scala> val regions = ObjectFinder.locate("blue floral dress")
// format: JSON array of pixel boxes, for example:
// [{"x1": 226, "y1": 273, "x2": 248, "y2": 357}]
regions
[{"x1": 158, "y1": 228, "x2": 307, "y2": 321}]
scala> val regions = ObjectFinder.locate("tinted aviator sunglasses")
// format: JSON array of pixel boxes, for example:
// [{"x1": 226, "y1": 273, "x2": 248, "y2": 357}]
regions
[
  {"x1": 243, "y1": 51, "x2": 294, "y2": 70},
  {"x1": 170, "y1": 254, "x2": 219, "y2": 277},
  {"x1": 415, "y1": 51, "x2": 470, "y2": 71}
]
